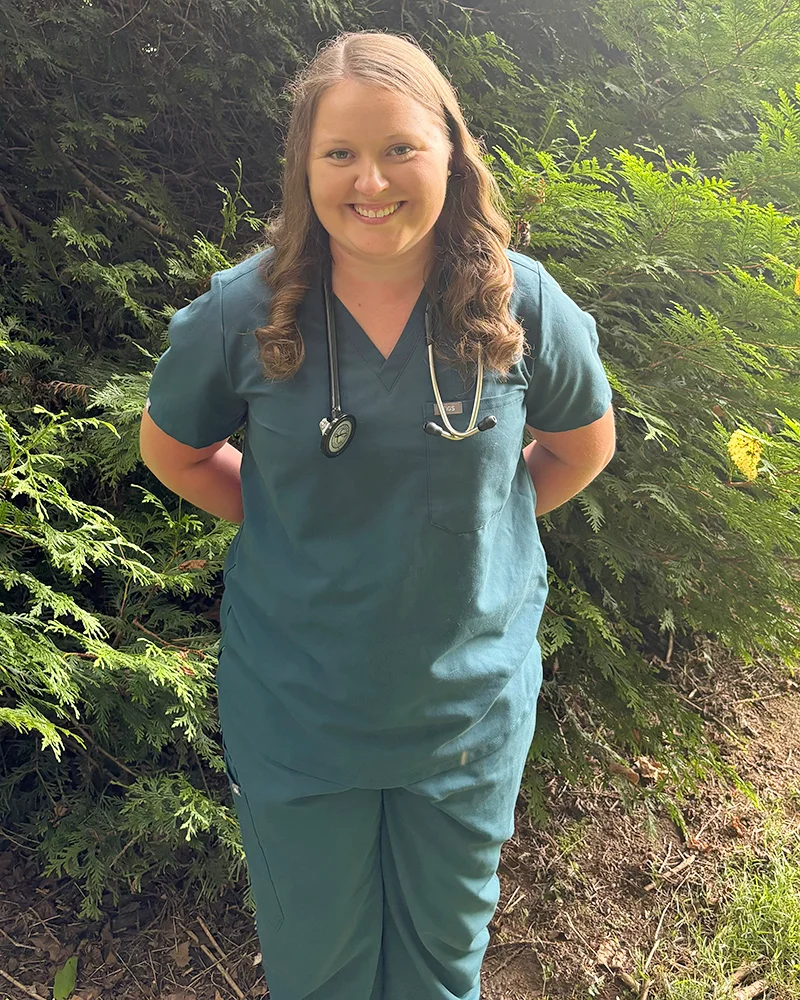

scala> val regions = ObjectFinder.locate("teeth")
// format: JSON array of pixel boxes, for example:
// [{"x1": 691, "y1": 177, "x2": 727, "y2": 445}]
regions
[{"x1": 353, "y1": 202, "x2": 401, "y2": 219}]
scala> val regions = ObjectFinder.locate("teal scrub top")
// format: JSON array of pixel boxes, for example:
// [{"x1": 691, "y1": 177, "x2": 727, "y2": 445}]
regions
[{"x1": 146, "y1": 248, "x2": 613, "y2": 787}]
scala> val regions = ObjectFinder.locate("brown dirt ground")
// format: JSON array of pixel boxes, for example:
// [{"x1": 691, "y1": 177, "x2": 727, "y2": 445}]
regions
[{"x1": 1, "y1": 641, "x2": 799, "y2": 1000}]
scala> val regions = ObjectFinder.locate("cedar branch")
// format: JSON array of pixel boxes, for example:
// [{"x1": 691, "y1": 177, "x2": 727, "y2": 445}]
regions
[
  {"x1": 50, "y1": 140, "x2": 188, "y2": 245},
  {"x1": 0, "y1": 188, "x2": 18, "y2": 228},
  {"x1": 656, "y1": 0, "x2": 792, "y2": 112}
]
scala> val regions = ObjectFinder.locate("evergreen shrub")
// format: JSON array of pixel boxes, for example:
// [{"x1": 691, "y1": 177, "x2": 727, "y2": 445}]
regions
[{"x1": 1, "y1": 0, "x2": 799, "y2": 912}]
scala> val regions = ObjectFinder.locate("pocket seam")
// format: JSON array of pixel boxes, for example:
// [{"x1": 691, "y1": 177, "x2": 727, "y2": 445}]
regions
[{"x1": 223, "y1": 749, "x2": 285, "y2": 932}]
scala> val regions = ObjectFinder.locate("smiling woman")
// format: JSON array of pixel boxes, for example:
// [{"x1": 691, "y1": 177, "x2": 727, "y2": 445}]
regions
[
  {"x1": 140, "y1": 28, "x2": 614, "y2": 1000},
  {"x1": 306, "y1": 79, "x2": 452, "y2": 281},
  {"x1": 257, "y1": 31, "x2": 530, "y2": 383}
]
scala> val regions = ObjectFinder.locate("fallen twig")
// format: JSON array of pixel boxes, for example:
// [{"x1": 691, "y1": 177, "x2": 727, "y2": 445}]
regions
[
  {"x1": 487, "y1": 937, "x2": 533, "y2": 950},
  {"x1": 644, "y1": 853, "x2": 697, "y2": 891},
  {"x1": 733, "y1": 691, "x2": 788, "y2": 706},
  {"x1": 197, "y1": 915, "x2": 227, "y2": 962},
  {"x1": 184, "y1": 924, "x2": 247, "y2": 1000},
  {"x1": 674, "y1": 692, "x2": 744, "y2": 744},
  {"x1": 484, "y1": 941, "x2": 529, "y2": 978},
  {"x1": 643, "y1": 900, "x2": 671, "y2": 971},
  {"x1": 497, "y1": 885, "x2": 525, "y2": 918},
  {"x1": 0, "y1": 925, "x2": 37, "y2": 950},
  {"x1": 725, "y1": 961, "x2": 760, "y2": 989},
  {"x1": 733, "y1": 979, "x2": 767, "y2": 1000},
  {"x1": 0, "y1": 967, "x2": 46, "y2": 1000},
  {"x1": 187, "y1": 938, "x2": 255, "y2": 990}
]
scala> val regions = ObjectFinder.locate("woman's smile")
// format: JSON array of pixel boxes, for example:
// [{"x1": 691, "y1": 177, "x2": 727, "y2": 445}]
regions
[{"x1": 348, "y1": 201, "x2": 406, "y2": 223}]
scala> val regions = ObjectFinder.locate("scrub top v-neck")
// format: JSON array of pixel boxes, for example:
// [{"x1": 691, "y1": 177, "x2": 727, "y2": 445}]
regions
[
  {"x1": 146, "y1": 247, "x2": 613, "y2": 788},
  {"x1": 334, "y1": 287, "x2": 426, "y2": 389}
]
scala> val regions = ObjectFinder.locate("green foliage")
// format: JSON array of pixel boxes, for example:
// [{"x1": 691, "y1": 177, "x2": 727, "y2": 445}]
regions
[
  {"x1": 1, "y1": 384, "x2": 243, "y2": 915},
  {"x1": 394, "y1": 0, "x2": 800, "y2": 164},
  {"x1": 1, "y1": 0, "x2": 799, "y2": 915},
  {"x1": 660, "y1": 817, "x2": 800, "y2": 996},
  {"x1": 722, "y1": 83, "x2": 800, "y2": 210},
  {"x1": 493, "y1": 110, "x2": 800, "y2": 779}
]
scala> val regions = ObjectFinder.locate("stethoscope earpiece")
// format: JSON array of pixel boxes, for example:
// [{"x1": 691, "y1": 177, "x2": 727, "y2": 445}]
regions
[{"x1": 424, "y1": 414, "x2": 496, "y2": 438}]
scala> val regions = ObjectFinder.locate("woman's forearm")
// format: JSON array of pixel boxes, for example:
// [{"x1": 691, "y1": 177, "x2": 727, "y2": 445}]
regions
[
  {"x1": 145, "y1": 434, "x2": 603, "y2": 525},
  {"x1": 523, "y1": 439, "x2": 608, "y2": 517},
  {"x1": 147, "y1": 443, "x2": 244, "y2": 524}
]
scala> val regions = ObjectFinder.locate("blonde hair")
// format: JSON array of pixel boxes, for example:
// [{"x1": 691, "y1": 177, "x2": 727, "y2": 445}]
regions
[{"x1": 255, "y1": 30, "x2": 524, "y2": 380}]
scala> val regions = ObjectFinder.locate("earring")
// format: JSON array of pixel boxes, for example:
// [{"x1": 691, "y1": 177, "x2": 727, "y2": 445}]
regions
[{"x1": 447, "y1": 170, "x2": 452, "y2": 177}]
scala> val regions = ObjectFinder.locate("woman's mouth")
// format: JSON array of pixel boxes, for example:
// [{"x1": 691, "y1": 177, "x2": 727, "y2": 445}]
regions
[{"x1": 348, "y1": 201, "x2": 405, "y2": 223}]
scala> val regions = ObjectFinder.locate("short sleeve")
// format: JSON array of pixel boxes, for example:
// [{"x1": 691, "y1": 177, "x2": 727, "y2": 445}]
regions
[
  {"x1": 146, "y1": 272, "x2": 247, "y2": 448},
  {"x1": 524, "y1": 264, "x2": 612, "y2": 433}
]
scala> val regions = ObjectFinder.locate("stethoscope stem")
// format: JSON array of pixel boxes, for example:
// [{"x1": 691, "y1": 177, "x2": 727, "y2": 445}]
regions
[{"x1": 323, "y1": 262, "x2": 342, "y2": 418}]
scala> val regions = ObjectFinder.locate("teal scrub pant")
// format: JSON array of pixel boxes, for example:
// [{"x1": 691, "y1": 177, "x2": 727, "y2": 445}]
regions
[{"x1": 222, "y1": 710, "x2": 536, "y2": 1000}]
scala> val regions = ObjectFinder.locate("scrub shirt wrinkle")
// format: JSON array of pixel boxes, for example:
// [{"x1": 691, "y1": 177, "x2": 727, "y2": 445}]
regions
[{"x1": 146, "y1": 248, "x2": 613, "y2": 788}]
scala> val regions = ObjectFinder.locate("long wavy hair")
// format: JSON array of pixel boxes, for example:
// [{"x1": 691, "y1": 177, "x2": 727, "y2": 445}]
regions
[{"x1": 255, "y1": 30, "x2": 525, "y2": 380}]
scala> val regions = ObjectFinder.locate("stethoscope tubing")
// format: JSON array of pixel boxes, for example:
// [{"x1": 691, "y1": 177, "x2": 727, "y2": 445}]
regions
[
  {"x1": 322, "y1": 261, "x2": 343, "y2": 421},
  {"x1": 424, "y1": 309, "x2": 485, "y2": 440}
]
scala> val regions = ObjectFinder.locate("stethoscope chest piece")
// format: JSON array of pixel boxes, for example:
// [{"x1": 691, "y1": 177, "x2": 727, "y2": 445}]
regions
[{"x1": 320, "y1": 412, "x2": 356, "y2": 457}]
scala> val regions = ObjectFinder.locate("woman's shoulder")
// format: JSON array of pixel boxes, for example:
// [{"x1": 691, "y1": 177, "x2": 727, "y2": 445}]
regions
[
  {"x1": 505, "y1": 250, "x2": 586, "y2": 320},
  {"x1": 505, "y1": 249, "x2": 542, "y2": 320},
  {"x1": 505, "y1": 248, "x2": 541, "y2": 280},
  {"x1": 213, "y1": 246, "x2": 275, "y2": 331},
  {"x1": 216, "y1": 245, "x2": 274, "y2": 295}
]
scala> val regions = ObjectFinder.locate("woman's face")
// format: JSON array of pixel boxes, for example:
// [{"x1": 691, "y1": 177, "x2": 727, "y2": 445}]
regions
[{"x1": 307, "y1": 79, "x2": 452, "y2": 270}]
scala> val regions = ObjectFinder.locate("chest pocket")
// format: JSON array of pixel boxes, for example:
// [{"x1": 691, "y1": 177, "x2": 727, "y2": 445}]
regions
[{"x1": 424, "y1": 392, "x2": 527, "y2": 534}]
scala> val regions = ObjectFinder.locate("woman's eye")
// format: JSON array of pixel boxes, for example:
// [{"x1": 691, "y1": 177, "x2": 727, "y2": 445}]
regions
[{"x1": 326, "y1": 146, "x2": 414, "y2": 161}]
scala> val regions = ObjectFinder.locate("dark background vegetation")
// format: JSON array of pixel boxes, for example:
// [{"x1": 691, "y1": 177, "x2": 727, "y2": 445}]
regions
[{"x1": 1, "y1": 0, "x2": 799, "y2": 916}]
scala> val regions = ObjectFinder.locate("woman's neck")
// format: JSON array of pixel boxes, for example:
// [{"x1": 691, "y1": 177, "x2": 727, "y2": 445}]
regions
[{"x1": 329, "y1": 236, "x2": 433, "y2": 289}]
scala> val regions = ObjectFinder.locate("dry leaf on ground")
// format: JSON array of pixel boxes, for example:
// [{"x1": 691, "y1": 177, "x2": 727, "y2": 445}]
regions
[{"x1": 173, "y1": 940, "x2": 191, "y2": 968}]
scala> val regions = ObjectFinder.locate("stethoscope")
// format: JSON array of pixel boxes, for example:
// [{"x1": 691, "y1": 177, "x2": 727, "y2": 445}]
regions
[{"x1": 319, "y1": 263, "x2": 496, "y2": 457}]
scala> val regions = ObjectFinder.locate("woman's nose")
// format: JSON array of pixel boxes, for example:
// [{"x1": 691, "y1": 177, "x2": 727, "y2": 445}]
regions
[{"x1": 353, "y1": 162, "x2": 390, "y2": 197}]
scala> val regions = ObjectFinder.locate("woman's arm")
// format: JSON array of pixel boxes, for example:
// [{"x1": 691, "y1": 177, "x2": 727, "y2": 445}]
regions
[
  {"x1": 524, "y1": 406, "x2": 616, "y2": 517},
  {"x1": 139, "y1": 408, "x2": 244, "y2": 524}
]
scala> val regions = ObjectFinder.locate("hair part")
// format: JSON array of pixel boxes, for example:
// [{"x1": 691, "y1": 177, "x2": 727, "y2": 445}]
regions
[{"x1": 255, "y1": 30, "x2": 525, "y2": 381}]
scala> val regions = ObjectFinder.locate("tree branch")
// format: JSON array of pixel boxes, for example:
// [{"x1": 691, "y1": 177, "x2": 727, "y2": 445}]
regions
[
  {"x1": 49, "y1": 140, "x2": 188, "y2": 245},
  {"x1": 0, "y1": 187, "x2": 34, "y2": 230},
  {"x1": 0, "y1": 188, "x2": 17, "y2": 228},
  {"x1": 656, "y1": 0, "x2": 792, "y2": 112}
]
